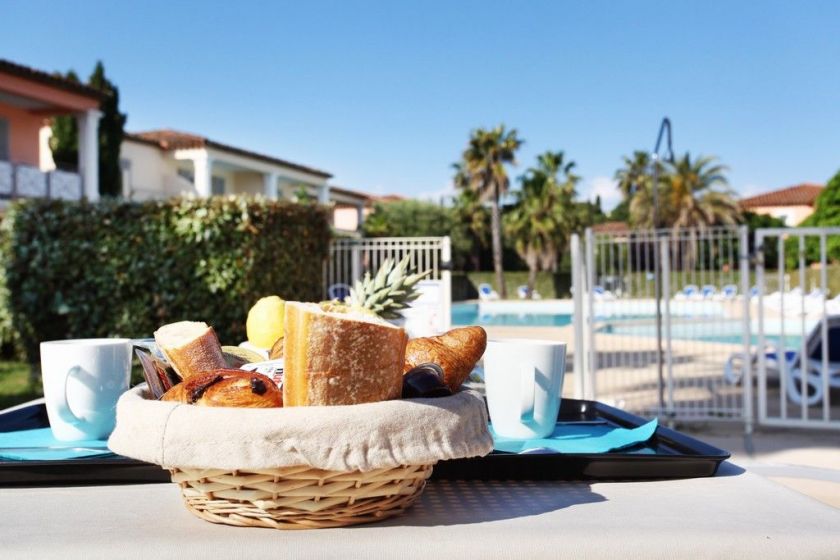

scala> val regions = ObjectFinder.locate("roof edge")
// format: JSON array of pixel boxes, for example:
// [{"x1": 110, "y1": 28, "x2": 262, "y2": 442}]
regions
[{"x1": 0, "y1": 59, "x2": 108, "y2": 102}]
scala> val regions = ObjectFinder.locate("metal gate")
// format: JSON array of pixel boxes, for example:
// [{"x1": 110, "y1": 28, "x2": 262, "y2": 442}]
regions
[
  {"x1": 572, "y1": 226, "x2": 751, "y2": 424},
  {"x1": 324, "y1": 237, "x2": 452, "y2": 334},
  {"x1": 753, "y1": 227, "x2": 840, "y2": 429}
]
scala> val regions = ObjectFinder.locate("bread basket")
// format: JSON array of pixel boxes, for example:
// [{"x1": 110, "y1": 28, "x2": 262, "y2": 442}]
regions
[
  {"x1": 170, "y1": 463, "x2": 433, "y2": 529},
  {"x1": 109, "y1": 385, "x2": 492, "y2": 530}
]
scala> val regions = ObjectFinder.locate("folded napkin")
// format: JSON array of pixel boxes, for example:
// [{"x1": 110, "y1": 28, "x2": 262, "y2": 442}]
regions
[
  {"x1": 0, "y1": 428, "x2": 114, "y2": 461},
  {"x1": 109, "y1": 384, "x2": 494, "y2": 472},
  {"x1": 491, "y1": 419, "x2": 658, "y2": 454}
]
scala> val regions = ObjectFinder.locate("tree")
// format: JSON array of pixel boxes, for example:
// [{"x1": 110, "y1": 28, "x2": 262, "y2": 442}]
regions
[
  {"x1": 49, "y1": 62, "x2": 126, "y2": 196},
  {"x1": 798, "y1": 168, "x2": 840, "y2": 263},
  {"x1": 292, "y1": 185, "x2": 316, "y2": 205},
  {"x1": 629, "y1": 153, "x2": 740, "y2": 229},
  {"x1": 88, "y1": 61, "x2": 126, "y2": 197},
  {"x1": 613, "y1": 150, "x2": 666, "y2": 225},
  {"x1": 49, "y1": 71, "x2": 81, "y2": 170},
  {"x1": 615, "y1": 151, "x2": 656, "y2": 200},
  {"x1": 504, "y1": 151, "x2": 579, "y2": 298},
  {"x1": 450, "y1": 187, "x2": 490, "y2": 270},
  {"x1": 455, "y1": 125, "x2": 523, "y2": 298},
  {"x1": 362, "y1": 199, "x2": 452, "y2": 238}
]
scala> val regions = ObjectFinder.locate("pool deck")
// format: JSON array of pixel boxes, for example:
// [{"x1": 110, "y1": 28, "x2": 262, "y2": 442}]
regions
[{"x1": 483, "y1": 323, "x2": 840, "y2": 509}]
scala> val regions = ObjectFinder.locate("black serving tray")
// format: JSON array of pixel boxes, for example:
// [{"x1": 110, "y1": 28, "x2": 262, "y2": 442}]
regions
[
  {"x1": 433, "y1": 398, "x2": 730, "y2": 480},
  {"x1": 0, "y1": 400, "x2": 170, "y2": 486},
  {"x1": 0, "y1": 398, "x2": 729, "y2": 486}
]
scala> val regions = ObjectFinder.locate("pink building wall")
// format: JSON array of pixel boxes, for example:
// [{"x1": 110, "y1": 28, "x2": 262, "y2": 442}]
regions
[{"x1": 0, "y1": 101, "x2": 45, "y2": 166}]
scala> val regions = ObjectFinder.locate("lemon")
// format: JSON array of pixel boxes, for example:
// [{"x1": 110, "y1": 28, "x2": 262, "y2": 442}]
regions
[{"x1": 246, "y1": 296, "x2": 285, "y2": 349}]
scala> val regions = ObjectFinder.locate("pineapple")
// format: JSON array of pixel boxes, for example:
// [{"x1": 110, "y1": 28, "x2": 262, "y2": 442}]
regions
[{"x1": 344, "y1": 256, "x2": 430, "y2": 319}]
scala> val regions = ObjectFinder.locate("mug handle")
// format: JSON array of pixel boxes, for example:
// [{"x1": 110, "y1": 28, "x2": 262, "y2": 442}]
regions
[
  {"x1": 56, "y1": 366, "x2": 84, "y2": 426},
  {"x1": 520, "y1": 364, "x2": 536, "y2": 421}
]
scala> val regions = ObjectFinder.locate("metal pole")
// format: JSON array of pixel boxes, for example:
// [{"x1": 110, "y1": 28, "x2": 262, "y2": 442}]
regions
[
  {"x1": 571, "y1": 234, "x2": 585, "y2": 400},
  {"x1": 739, "y1": 225, "x2": 753, "y2": 436},
  {"x1": 650, "y1": 117, "x2": 673, "y2": 418},
  {"x1": 652, "y1": 155, "x2": 664, "y2": 416}
]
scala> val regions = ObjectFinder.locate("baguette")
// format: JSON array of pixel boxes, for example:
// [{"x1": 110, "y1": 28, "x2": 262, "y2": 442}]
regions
[
  {"x1": 154, "y1": 321, "x2": 228, "y2": 380},
  {"x1": 283, "y1": 301, "x2": 408, "y2": 406}
]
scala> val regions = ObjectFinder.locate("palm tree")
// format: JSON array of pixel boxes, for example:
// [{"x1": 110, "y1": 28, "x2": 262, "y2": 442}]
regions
[
  {"x1": 504, "y1": 151, "x2": 579, "y2": 298},
  {"x1": 455, "y1": 126, "x2": 523, "y2": 298},
  {"x1": 451, "y1": 186, "x2": 489, "y2": 270},
  {"x1": 629, "y1": 153, "x2": 740, "y2": 229},
  {"x1": 615, "y1": 151, "x2": 653, "y2": 200}
]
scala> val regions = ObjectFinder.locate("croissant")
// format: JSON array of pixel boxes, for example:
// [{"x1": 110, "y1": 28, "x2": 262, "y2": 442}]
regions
[
  {"x1": 161, "y1": 369, "x2": 283, "y2": 408},
  {"x1": 403, "y1": 326, "x2": 487, "y2": 392}
]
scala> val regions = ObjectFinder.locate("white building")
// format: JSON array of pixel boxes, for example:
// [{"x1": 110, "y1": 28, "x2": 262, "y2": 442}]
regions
[{"x1": 120, "y1": 129, "x2": 371, "y2": 233}]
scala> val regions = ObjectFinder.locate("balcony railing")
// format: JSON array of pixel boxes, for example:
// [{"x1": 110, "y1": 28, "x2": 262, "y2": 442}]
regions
[{"x1": 0, "y1": 161, "x2": 83, "y2": 201}]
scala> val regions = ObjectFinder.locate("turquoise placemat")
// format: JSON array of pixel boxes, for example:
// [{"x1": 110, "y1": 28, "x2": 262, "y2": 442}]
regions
[
  {"x1": 491, "y1": 419, "x2": 658, "y2": 454},
  {"x1": 0, "y1": 428, "x2": 114, "y2": 461}
]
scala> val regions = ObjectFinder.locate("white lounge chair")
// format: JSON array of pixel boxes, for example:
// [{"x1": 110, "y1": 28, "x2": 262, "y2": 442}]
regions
[
  {"x1": 724, "y1": 315, "x2": 840, "y2": 406},
  {"x1": 517, "y1": 285, "x2": 542, "y2": 300},
  {"x1": 592, "y1": 285, "x2": 615, "y2": 301},
  {"x1": 715, "y1": 284, "x2": 738, "y2": 300},
  {"x1": 478, "y1": 283, "x2": 499, "y2": 301},
  {"x1": 674, "y1": 284, "x2": 699, "y2": 301},
  {"x1": 700, "y1": 284, "x2": 717, "y2": 299},
  {"x1": 327, "y1": 283, "x2": 352, "y2": 301}
]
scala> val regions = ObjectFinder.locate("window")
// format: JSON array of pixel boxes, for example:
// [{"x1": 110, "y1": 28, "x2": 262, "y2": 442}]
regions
[
  {"x1": 177, "y1": 168, "x2": 194, "y2": 183},
  {"x1": 211, "y1": 176, "x2": 225, "y2": 196},
  {"x1": 0, "y1": 118, "x2": 9, "y2": 161}
]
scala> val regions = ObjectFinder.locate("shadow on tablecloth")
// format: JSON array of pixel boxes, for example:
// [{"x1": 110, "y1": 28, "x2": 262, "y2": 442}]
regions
[{"x1": 385, "y1": 480, "x2": 606, "y2": 527}]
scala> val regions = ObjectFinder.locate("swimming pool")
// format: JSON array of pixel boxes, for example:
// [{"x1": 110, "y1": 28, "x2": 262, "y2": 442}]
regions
[
  {"x1": 598, "y1": 318, "x2": 810, "y2": 347},
  {"x1": 451, "y1": 302, "x2": 573, "y2": 327},
  {"x1": 451, "y1": 301, "x2": 809, "y2": 347}
]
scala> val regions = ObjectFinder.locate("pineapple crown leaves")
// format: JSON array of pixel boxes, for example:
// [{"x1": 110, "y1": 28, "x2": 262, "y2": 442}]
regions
[{"x1": 345, "y1": 255, "x2": 431, "y2": 319}]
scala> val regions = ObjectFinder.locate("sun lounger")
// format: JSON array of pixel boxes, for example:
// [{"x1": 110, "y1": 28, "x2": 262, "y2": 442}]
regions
[
  {"x1": 516, "y1": 285, "x2": 542, "y2": 300},
  {"x1": 327, "y1": 283, "x2": 351, "y2": 301},
  {"x1": 724, "y1": 315, "x2": 840, "y2": 406},
  {"x1": 478, "y1": 283, "x2": 499, "y2": 301}
]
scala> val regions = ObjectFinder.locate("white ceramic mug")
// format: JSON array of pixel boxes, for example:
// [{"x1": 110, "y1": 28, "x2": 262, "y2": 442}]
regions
[
  {"x1": 484, "y1": 339, "x2": 566, "y2": 439},
  {"x1": 40, "y1": 338, "x2": 132, "y2": 441}
]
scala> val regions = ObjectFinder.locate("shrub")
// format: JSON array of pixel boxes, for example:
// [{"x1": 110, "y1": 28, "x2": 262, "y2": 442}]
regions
[{"x1": 0, "y1": 197, "x2": 331, "y2": 364}]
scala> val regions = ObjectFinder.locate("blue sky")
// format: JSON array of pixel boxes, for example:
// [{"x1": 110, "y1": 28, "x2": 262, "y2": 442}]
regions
[{"x1": 3, "y1": 0, "x2": 839, "y2": 209}]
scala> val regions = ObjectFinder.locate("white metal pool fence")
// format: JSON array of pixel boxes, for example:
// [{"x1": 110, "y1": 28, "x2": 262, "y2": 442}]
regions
[
  {"x1": 572, "y1": 226, "x2": 752, "y2": 426},
  {"x1": 324, "y1": 237, "x2": 452, "y2": 333},
  {"x1": 322, "y1": 230, "x2": 840, "y2": 432},
  {"x1": 572, "y1": 225, "x2": 840, "y2": 432},
  {"x1": 752, "y1": 227, "x2": 840, "y2": 430}
]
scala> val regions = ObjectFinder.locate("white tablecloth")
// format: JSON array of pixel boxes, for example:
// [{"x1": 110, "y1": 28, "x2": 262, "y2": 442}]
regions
[{"x1": 2, "y1": 463, "x2": 839, "y2": 559}]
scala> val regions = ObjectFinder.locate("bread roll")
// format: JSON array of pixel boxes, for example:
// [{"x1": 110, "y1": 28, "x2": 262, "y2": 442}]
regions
[
  {"x1": 283, "y1": 301, "x2": 408, "y2": 406},
  {"x1": 404, "y1": 326, "x2": 487, "y2": 392},
  {"x1": 154, "y1": 321, "x2": 227, "y2": 380},
  {"x1": 161, "y1": 369, "x2": 282, "y2": 408}
]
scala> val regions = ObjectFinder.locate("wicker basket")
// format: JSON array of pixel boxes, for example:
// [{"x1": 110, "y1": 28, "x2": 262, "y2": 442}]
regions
[{"x1": 170, "y1": 463, "x2": 434, "y2": 529}]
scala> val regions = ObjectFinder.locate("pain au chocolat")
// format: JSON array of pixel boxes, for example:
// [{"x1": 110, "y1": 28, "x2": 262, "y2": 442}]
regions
[{"x1": 161, "y1": 369, "x2": 282, "y2": 408}]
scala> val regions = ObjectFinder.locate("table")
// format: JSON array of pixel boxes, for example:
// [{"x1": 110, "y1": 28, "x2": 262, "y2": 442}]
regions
[{"x1": 2, "y1": 463, "x2": 839, "y2": 559}]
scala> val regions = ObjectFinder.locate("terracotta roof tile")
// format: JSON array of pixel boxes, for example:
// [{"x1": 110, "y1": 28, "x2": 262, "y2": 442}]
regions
[
  {"x1": 125, "y1": 129, "x2": 332, "y2": 179},
  {"x1": 328, "y1": 185, "x2": 373, "y2": 201},
  {"x1": 592, "y1": 220, "x2": 630, "y2": 233},
  {"x1": 740, "y1": 184, "x2": 823, "y2": 208},
  {"x1": 0, "y1": 58, "x2": 107, "y2": 101}
]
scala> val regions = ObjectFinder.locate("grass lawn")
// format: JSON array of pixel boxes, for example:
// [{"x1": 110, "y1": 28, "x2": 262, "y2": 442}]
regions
[
  {"x1": 0, "y1": 361, "x2": 40, "y2": 410},
  {"x1": 0, "y1": 361, "x2": 147, "y2": 411}
]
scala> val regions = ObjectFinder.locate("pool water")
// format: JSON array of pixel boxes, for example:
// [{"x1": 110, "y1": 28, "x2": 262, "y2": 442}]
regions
[
  {"x1": 452, "y1": 303, "x2": 573, "y2": 327},
  {"x1": 598, "y1": 320, "x2": 806, "y2": 347},
  {"x1": 451, "y1": 302, "x2": 808, "y2": 348}
]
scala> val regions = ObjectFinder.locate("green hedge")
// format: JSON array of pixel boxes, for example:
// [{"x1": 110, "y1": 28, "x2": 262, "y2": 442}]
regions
[{"x1": 0, "y1": 197, "x2": 331, "y2": 364}]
